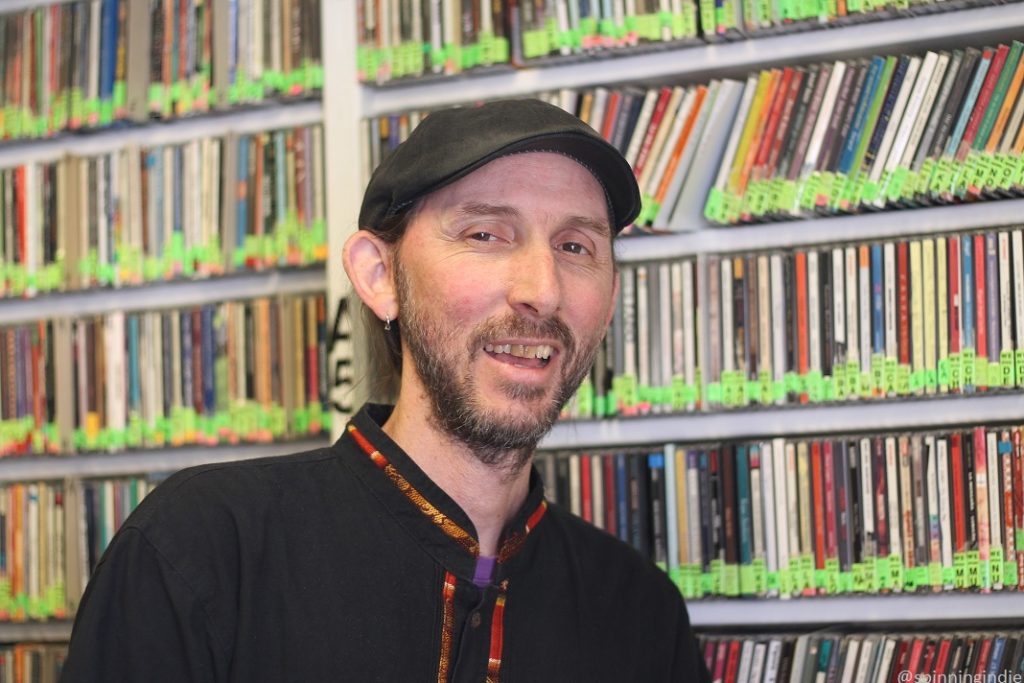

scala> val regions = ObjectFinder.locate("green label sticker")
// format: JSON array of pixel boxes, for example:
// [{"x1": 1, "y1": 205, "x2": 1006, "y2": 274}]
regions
[
  {"x1": 778, "y1": 566, "x2": 793, "y2": 595},
  {"x1": 1016, "y1": 349, "x2": 1024, "y2": 386},
  {"x1": 800, "y1": 555, "x2": 815, "y2": 593},
  {"x1": 869, "y1": 354, "x2": 884, "y2": 394},
  {"x1": 910, "y1": 370, "x2": 925, "y2": 393},
  {"x1": 921, "y1": 565, "x2": 935, "y2": 589},
  {"x1": 706, "y1": 382, "x2": 722, "y2": 406},
  {"x1": 704, "y1": 188, "x2": 725, "y2": 223},
  {"x1": 876, "y1": 555, "x2": 891, "y2": 590},
  {"x1": 966, "y1": 550, "x2": 981, "y2": 589},
  {"x1": 972, "y1": 353, "x2": 987, "y2": 387},
  {"x1": 671, "y1": 376, "x2": 688, "y2": 411},
  {"x1": 941, "y1": 565, "x2": 956, "y2": 586},
  {"x1": 937, "y1": 357, "x2": 951, "y2": 388},
  {"x1": 950, "y1": 352, "x2": 962, "y2": 390},
  {"x1": 845, "y1": 361, "x2": 861, "y2": 396},
  {"x1": 998, "y1": 154, "x2": 1016, "y2": 189},
  {"x1": 950, "y1": 552, "x2": 966, "y2": 589},
  {"x1": 991, "y1": 547, "x2": 1004, "y2": 587},
  {"x1": 896, "y1": 364, "x2": 911, "y2": 396},
  {"x1": 805, "y1": 370, "x2": 823, "y2": 403},
  {"x1": 620, "y1": 374, "x2": 639, "y2": 408},
  {"x1": 999, "y1": 350, "x2": 1014, "y2": 387},
  {"x1": 880, "y1": 358, "x2": 897, "y2": 395},
  {"x1": 751, "y1": 558, "x2": 767, "y2": 595},
  {"x1": 962, "y1": 348, "x2": 976, "y2": 386},
  {"x1": 824, "y1": 558, "x2": 840, "y2": 594},
  {"x1": 923, "y1": 369, "x2": 937, "y2": 391},
  {"x1": 721, "y1": 563, "x2": 740, "y2": 597},
  {"x1": 708, "y1": 559, "x2": 722, "y2": 595},
  {"x1": 740, "y1": 564, "x2": 757, "y2": 595},
  {"x1": 888, "y1": 554, "x2": 903, "y2": 592},
  {"x1": 758, "y1": 370, "x2": 772, "y2": 405}
]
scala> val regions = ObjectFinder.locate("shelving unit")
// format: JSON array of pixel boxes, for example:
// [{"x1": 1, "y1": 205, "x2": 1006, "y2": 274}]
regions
[
  {"x1": 360, "y1": 4, "x2": 1023, "y2": 115},
  {"x1": 688, "y1": 592, "x2": 1024, "y2": 629},
  {"x1": 0, "y1": 267, "x2": 326, "y2": 326},
  {"x1": 0, "y1": 622, "x2": 72, "y2": 644},
  {"x1": 542, "y1": 393, "x2": 1024, "y2": 450},
  {"x1": 329, "y1": 0, "x2": 1024, "y2": 635},
  {"x1": 0, "y1": 435, "x2": 331, "y2": 484},
  {"x1": 0, "y1": 100, "x2": 323, "y2": 168},
  {"x1": 616, "y1": 197, "x2": 1024, "y2": 262},
  {"x1": 0, "y1": 0, "x2": 336, "y2": 647},
  {"x1": 0, "y1": 0, "x2": 1021, "y2": 649},
  {"x1": 3, "y1": 588, "x2": 1022, "y2": 642}
]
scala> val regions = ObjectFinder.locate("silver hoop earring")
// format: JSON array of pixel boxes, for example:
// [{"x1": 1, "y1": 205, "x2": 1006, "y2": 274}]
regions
[{"x1": 384, "y1": 315, "x2": 391, "y2": 331}]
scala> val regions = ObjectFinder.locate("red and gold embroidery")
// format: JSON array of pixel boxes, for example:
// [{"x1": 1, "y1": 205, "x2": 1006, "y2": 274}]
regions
[
  {"x1": 348, "y1": 424, "x2": 479, "y2": 556},
  {"x1": 485, "y1": 589, "x2": 508, "y2": 683},
  {"x1": 497, "y1": 500, "x2": 547, "y2": 563},
  {"x1": 437, "y1": 571, "x2": 457, "y2": 683}
]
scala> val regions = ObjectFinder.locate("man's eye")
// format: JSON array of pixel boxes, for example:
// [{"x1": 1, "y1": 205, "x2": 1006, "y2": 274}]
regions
[
  {"x1": 559, "y1": 242, "x2": 589, "y2": 255},
  {"x1": 469, "y1": 231, "x2": 498, "y2": 242}
]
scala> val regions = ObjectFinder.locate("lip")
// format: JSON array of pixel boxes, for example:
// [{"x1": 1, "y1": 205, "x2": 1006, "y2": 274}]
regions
[{"x1": 481, "y1": 340, "x2": 561, "y2": 380}]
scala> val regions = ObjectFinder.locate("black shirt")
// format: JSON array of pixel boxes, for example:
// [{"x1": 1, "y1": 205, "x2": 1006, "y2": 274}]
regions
[{"x1": 62, "y1": 404, "x2": 709, "y2": 682}]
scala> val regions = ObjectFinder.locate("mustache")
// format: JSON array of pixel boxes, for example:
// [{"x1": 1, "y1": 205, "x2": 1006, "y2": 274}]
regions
[{"x1": 468, "y1": 313, "x2": 576, "y2": 357}]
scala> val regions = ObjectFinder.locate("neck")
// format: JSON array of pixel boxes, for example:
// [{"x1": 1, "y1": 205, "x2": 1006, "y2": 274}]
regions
[{"x1": 383, "y1": 395, "x2": 533, "y2": 557}]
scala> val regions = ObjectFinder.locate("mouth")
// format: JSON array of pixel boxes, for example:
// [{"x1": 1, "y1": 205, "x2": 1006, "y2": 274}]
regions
[{"x1": 483, "y1": 342, "x2": 555, "y2": 369}]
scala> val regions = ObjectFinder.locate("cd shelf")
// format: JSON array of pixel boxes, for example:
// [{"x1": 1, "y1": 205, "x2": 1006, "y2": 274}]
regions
[
  {"x1": 542, "y1": 394, "x2": 1024, "y2": 450},
  {"x1": 688, "y1": 592, "x2": 1024, "y2": 629},
  {"x1": 0, "y1": 267, "x2": 327, "y2": 325},
  {"x1": 0, "y1": 621, "x2": 72, "y2": 644},
  {"x1": 0, "y1": 100, "x2": 323, "y2": 169},
  {"x1": 0, "y1": 435, "x2": 332, "y2": 484},
  {"x1": 1, "y1": 589, "x2": 1020, "y2": 640},
  {"x1": 359, "y1": 4, "x2": 1023, "y2": 116},
  {"x1": 337, "y1": 0, "x2": 1024, "y2": 633},
  {"x1": 616, "y1": 198, "x2": 1024, "y2": 262}
]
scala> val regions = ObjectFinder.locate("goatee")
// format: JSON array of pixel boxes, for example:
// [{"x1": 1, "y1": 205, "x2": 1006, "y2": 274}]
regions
[{"x1": 394, "y1": 259, "x2": 603, "y2": 473}]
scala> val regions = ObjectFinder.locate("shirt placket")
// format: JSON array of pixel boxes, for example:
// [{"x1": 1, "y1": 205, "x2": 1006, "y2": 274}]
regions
[{"x1": 448, "y1": 579, "x2": 510, "y2": 683}]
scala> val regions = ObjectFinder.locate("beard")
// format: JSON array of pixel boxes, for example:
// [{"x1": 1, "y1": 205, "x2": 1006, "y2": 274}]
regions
[{"x1": 394, "y1": 257, "x2": 605, "y2": 473}]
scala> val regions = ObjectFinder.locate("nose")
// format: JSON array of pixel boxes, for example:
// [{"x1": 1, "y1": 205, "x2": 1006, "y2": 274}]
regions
[{"x1": 507, "y1": 240, "x2": 561, "y2": 319}]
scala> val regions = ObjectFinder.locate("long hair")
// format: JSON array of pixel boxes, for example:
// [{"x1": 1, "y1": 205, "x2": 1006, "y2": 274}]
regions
[{"x1": 357, "y1": 204, "x2": 418, "y2": 403}]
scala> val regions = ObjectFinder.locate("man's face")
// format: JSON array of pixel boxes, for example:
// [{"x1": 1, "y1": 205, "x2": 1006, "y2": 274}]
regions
[{"x1": 393, "y1": 152, "x2": 618, "y2": 470}]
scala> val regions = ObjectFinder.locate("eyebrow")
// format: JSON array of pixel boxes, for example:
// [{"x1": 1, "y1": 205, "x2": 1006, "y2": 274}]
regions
[
  {"x1": 455, "y1": 202, "x2": 522, "y2": 220},
  {"x1": 455, "y1": 202, "x2": 612, "y2": 237}
]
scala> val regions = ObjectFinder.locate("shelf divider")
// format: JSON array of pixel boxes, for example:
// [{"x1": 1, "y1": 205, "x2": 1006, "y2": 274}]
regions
[
  {"x1": 0, "y1": 100, "x2": 323, "y2": 169},
  {"x1": 542, "y1": 393, "x2": 1024, "y2": 450},
  {"x1": 615, "y1": 198, "x2": 1024, "y2": 262},
  {"x1": 0, "y1": 620, "x2": 73, "y2": 643},
  {"x1": 0, "y1": 435, "x2": 332, "y2": 483},
  {"x1": 689, "y1": 592, "x2": 1024, "y2": 628},
  {"x1": 0, "y1": 267, "x2": 327, "y2": 326}
]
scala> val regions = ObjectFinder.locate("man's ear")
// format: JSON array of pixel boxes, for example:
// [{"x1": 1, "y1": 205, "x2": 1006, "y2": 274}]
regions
[{"x1": 342, "y1": 230, "x2": 398, "y2": 322}]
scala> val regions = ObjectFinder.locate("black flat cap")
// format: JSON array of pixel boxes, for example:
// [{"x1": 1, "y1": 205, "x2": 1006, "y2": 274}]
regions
[{"x1": 358, "y1": 98, "x2": 641, "y2": 233}]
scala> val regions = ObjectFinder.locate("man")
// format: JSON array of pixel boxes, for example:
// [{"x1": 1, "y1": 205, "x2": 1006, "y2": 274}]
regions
[{"x1": 61, "y1": 99, "x2": 709, "y2": 682}]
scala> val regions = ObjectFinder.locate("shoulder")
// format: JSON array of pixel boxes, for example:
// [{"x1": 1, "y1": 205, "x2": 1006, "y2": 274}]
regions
[
  {"x1": 542, "y1": 502, "x2": 682, "y2": 607},
  {"x1": 112, "y1": 440, "x2": 354, "y2": 583},
  {"x1": 128, "y1": 442, "x2": 344, "y2": 531},
  {"x1": 537, "y1": 503, "x2": 704, "y2": 680}
]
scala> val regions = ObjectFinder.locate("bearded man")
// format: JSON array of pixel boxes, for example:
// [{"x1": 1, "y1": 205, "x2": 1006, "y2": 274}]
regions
[{"x1": 61, "y1": 99, "x2": 709, "y2": 682}]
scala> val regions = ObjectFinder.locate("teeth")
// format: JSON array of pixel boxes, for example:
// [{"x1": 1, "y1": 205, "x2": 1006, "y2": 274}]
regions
[{"x1": 486, "y1": 343, "x2": 553, "y2": 360}]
